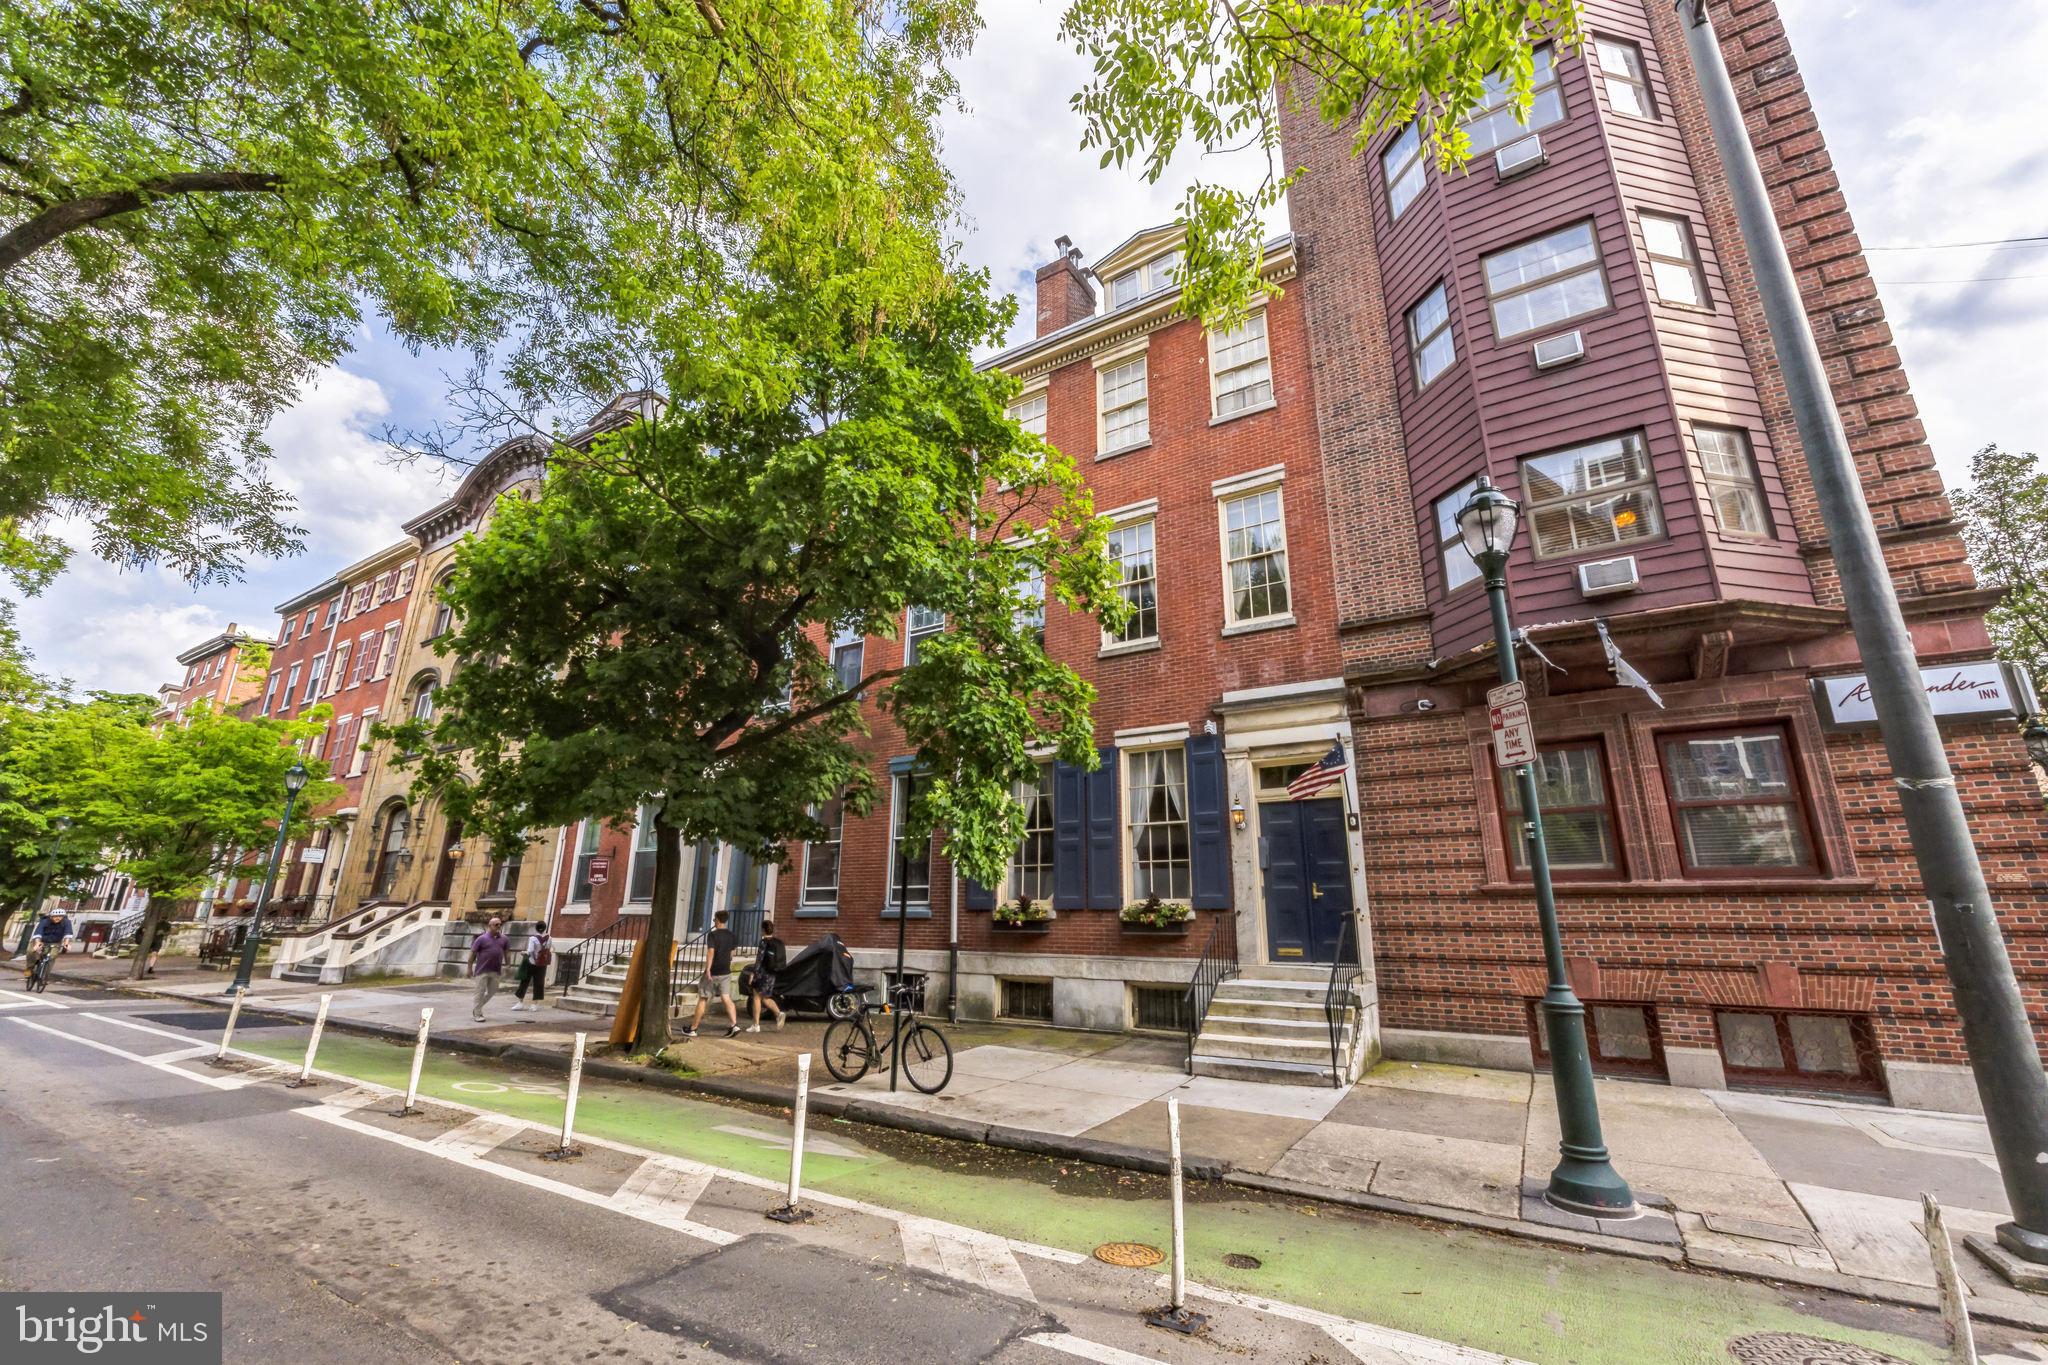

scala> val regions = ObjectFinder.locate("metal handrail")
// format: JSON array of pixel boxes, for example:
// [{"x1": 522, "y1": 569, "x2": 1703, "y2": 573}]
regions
[
  {"x1": 1323, "y1": 915, "x2": 1361, "y2": 1088},
  {"x1": 1181, "y1": 917, "x2": 1239, "y2": 1073},
  {"x1": 566, "y1": 910, "x2": 649, "y2": 987}
]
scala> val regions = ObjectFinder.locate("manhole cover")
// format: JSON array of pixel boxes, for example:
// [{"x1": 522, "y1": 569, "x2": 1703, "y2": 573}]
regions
[
  {"x1": 1093, "y1": 1242, "x2": 1165, "y2": 1268},
  {"x1": 1727, "y1": 1333, "x2": 1912, "y2": 1365},
  {"x1": 1222, "y1": 1253, "x2": 1262, "y2": 1270}
]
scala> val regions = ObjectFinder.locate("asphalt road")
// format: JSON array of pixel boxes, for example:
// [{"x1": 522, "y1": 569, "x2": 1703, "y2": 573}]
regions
[{"x1": 0, "y1": 981, "x2": 2016, "y2": 1365}]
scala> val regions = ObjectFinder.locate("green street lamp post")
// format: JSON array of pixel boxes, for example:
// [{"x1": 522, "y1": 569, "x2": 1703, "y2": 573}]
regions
[
  {"x1": 2024, "y1": 715, "x2": 2048, "y2": 776},
  {"x1": 1457, "y1": 477, "x2": 1635, "y2": 1215},
  {"x1": 228, "y1": 762, "x2": 311, "y2": 996},
  {"x1": 11, "y1": 816, "x2": 72, "y2": 958}
]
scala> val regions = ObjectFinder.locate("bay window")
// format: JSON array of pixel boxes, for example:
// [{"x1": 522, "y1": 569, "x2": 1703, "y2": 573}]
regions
[
  {"x1": 1483, "y1": 221, "x2": 1609, "y2": 340},
  {"x1": 1520, "y1": 432, "x2": 1662, "y2": 559}
]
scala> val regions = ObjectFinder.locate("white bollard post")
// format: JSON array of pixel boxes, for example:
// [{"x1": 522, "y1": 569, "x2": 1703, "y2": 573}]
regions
[
  {"x1": 1143, "y1": 1095, "x2": 1207, "y2": 1335},
  {"x1": 769, "y1": 1054, "x2": 815, "y2": 1223},
  {"x1": 546, "y1": 1031, "x2": 586, "y2": 1159},
  {"x1": 396, "y1": 1007, "x2": 433, "y2": 1116},
  {"x1": 1921, "y1": 1193, "x2": 1979, "y2": 1365},
  {"x1": 208, "y1": 992, "x2": 246, "y2": 1065},
  {"x1": 287, "y1": 993, "x2": 332, "y2": 1088}
]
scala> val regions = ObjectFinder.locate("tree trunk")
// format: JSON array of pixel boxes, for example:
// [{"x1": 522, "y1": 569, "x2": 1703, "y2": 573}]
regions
[
  {"x1": 128, "y1": 900, "x2": 167, "y2": 980},
  {"x1": 635, "y1": 815, "x2": 684, "y2": 1051}
]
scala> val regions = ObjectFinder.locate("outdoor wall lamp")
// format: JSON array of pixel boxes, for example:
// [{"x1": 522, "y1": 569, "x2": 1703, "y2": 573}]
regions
[
  {"x1": 1230, "y1": 796, "x2": 1247, "y2": 831},
  {"x1": 2025, "y1": 715, "x2": 2048, "y2": 775}
]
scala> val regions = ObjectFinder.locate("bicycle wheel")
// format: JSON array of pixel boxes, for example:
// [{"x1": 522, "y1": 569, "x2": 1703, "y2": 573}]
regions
[
  {"x1": 821, "y1": 1018, "x2": 874, "y2": 1083},
  {"x1": 826, "y1": 989, "x2": 861, "y2": 1021},
  {"x1": 901, "y1": 1020, "x2": 954, "y2": 1094}
]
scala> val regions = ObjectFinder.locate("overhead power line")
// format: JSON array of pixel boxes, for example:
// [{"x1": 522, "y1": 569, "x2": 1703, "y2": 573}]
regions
[{"x1": 1865, "y1": 234, "x2": 2048, "y2": 252}]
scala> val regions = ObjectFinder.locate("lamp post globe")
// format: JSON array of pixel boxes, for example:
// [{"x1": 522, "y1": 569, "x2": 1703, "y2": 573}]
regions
[
  {"x1": 227, "y1": 761, "x2": 313, "y2": 996},
  {"x1": 1457, "y1": 475, "x2": 1634, "y2": 1216}
]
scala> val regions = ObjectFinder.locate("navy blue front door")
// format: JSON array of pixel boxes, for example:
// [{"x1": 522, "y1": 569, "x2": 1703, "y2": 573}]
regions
[{"x1": 1260, "y1": 797, "x2": 1357, "y2": 964}]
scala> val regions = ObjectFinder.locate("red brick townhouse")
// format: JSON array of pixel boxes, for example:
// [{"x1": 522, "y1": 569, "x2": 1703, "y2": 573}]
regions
[
  {"x1": 1278, "y1": 0, "x2": 2047, "y2": 1110},
  {"x1": 155, "y1": 623, "x2": 272, "y2": 730},
  {"x1": 726, "y1": 224, "x2": 1375, "y2": 1056}
]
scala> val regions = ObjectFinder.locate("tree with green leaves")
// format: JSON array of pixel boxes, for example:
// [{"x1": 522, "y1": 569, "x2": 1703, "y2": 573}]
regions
[
  {"x1": 66, "y1": 701, "x2": 341, "y2": 977},
  {"x1": 0, "y1": 689, "x2": 140, "y2": 936},
  {"x1": 389, "y1": 279, "x2": 1128, "y2": 1048},
  {"x1": 1058, "y1": 0, "x2": 1579, "y2": 319},
  {"x1": 1955, "y1": 443, "x2": 2048, "y2": 684},
  {"x1": 0, "y1": 0, "x2": 976, "y2": 595}
]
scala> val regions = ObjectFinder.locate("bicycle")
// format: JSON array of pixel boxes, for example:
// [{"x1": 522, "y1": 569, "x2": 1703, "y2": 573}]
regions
[
  {"x1": 820, "y1": 983, "x2": 953, "y2": 1093},
  {"x1": 23, "y1": 941, "x2": 61, "y2": 993}
]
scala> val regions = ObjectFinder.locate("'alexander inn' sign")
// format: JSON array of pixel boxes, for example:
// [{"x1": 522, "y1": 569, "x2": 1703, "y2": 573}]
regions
[{"x1": 1812, "y1": 659, "x2": 2038, "y2": 729}]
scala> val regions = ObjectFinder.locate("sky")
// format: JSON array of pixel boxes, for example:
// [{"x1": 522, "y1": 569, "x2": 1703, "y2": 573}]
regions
[{"x1": 15, "y1": 0, "x2": 2047, "y2": 695}]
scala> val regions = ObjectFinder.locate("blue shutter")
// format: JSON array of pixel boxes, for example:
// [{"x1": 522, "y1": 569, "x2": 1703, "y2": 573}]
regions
[
  {"x1": 1187, "y1": 734, "x2": 1230, "y2": 910},
  {"x1": 1086, "y1": 743, "x2": 1121, "y2": 909},
  {"x1": 1052, "y1": 761, "x2": 1086, "y2": 909},
  {"x1": 964, "y1": 876, "x2": 997, "y2": 910}
]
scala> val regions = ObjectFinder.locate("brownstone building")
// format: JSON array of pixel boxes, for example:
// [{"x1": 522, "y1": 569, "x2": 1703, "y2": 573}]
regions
[{"x1": 1277, "y1": 0, "x2": 2044, "y2": 1110}]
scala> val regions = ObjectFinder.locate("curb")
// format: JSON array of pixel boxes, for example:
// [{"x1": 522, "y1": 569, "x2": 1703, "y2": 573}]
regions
[{"x1": 47, "y1": 971, "x2": 2048, "y2": 1332}]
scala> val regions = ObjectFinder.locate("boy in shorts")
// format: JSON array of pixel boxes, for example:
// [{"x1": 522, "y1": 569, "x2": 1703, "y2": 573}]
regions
[{"x1": 681, "y1": 909, "x2": 741, "y2": 1039}]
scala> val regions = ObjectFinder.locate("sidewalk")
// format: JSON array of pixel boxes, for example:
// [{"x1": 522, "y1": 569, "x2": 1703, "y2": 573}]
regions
[{"x1": 53, "y1": 954, "x2": 2048, "y2": 1330}]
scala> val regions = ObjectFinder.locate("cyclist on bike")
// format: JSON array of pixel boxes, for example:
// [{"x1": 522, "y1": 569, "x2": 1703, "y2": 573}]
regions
[{"x1": 23, "y1": 906, "x2": 73, "y2": 981}]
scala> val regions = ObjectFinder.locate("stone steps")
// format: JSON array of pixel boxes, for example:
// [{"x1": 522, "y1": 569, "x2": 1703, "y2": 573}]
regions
[{"x1": 1192, "y1": 975, "x2": 1357, "y2": 1088}]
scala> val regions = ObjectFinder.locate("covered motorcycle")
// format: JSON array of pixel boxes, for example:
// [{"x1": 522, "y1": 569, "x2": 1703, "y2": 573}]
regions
[{"x1": 745, "y1": 932, "x2": 855, "y2": 1016}]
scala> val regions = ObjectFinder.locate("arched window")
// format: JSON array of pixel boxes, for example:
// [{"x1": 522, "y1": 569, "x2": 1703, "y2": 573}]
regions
[
  {"x1": 371, "y1": 803, "x2": 410, "y2": 899},
  {"x1": 427, "y1": 570, "x2": 457, "y2": 640},
  {"x1": 409, "y1": 673, "x2": 439, "y2": 723}
]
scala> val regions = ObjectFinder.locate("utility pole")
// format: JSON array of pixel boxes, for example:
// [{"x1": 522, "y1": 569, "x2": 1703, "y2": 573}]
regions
[{"x1": 1679, "y1": 0, "x2": 2048, "y2": 1264}]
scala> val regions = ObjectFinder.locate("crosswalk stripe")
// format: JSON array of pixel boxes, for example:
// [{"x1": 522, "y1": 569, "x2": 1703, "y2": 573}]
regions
[
  {"x1": 900, "y1": 1217, "x2": 1036, "y2": 1301},
  {"x1": 605, "y1": 1157, "x2": 739, "y2": 1244},
  {"x1": 1020, "y1": 1333, "x2": 1166, "y2": 1364},
  {"x1": 424, "y1": 1114, "x2": 527, "y2": 1158},
  {"x1": 0, "y1": 988, "x2": 67, "y2": 1009},
  {"x1": 1180, "y1": 1280, "x2": 1533, "y2": 1365}
]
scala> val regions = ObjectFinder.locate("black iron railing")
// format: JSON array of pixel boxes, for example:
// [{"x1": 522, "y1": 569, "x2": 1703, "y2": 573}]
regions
[
  {"x1": 1323, "y1": 915, "x2": 1361, "y2": 1088},
  {"x1": 1182, "y1": 916, "x2": 1240, "y2": 1073},
  {"x1": 563, "y1": 912, "x2": 648, "y2": 989}
]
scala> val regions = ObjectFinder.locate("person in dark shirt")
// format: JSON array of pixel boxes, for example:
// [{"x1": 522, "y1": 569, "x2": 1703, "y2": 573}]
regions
[
  {"x1": 745, "y1": 918, "x2": 787, "y2": 1033},
  {"x1": 681, "y1": 910, "x2": 741, "y2": 1039}
]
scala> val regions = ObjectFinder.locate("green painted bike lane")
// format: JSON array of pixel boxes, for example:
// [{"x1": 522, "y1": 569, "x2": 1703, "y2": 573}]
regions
[{"x1": 240, "y1": 1032, "x2": 1951, "y2": 1365}]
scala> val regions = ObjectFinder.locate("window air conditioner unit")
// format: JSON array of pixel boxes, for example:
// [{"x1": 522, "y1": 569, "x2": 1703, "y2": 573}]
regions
[
  {"x1": 1577, "y1": 555, "x2": 1641, "y2": 599},
  {"x1": 1532, "y1": 329, "x2": 1586, "y2": 370},
  {"x1": 1495, "y1": 135, "x2": 1547, "y2": 180}
]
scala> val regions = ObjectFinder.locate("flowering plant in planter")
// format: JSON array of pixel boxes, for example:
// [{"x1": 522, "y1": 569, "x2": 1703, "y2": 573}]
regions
[
  {"x1": 1119, "y1": 897, "x2": 1192, "y2": 929},
  {"x1": 993, "y1": 897, "x2": 1054, "y2": 927}
]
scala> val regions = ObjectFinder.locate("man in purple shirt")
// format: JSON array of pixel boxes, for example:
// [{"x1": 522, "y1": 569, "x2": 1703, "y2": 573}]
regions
[{"x1": 470, "y1": 916, "x2": 508, "y2": 1022}]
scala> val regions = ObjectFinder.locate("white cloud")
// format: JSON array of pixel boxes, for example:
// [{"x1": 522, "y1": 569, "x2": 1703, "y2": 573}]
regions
[{"x1": 263, "y1": 366, "x2": 452, "y2": 568}]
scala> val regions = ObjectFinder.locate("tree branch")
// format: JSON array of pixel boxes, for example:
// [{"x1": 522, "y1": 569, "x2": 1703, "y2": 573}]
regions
[{"x1": 0, "y1": 170, "x2": 285, "y2": 273}]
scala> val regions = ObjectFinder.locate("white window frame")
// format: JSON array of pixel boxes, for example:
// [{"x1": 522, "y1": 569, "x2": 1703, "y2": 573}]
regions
[
  {"x1": 569, "y1": 820, "x2": 603, "y2": 905},
  {"x1": 1208, "y1": 308, "x2": 1274, "y2": 421},
  {"x1": 1123, "y1": 745, "x2": 1192, "y2": 903},
  {"x1": 1462, "y1": 42, "x2": 1566, "y2": 156},
  {"x1": 884, "y1": 773, "x2": 932, "y2": 911},
  {"x1": 349, "y1": 630, "x2": 376, "y2": 688},
  {"x1": 1096, "y1": 351, "x2": 1150, "y2": 456},
  {"x1": 1592, "y1": 36, "x2": 1654, "y2": 119},
  {"x1": 1381, "y1": 122, "x2": 1426, "y2": 219},
  {"x1": 1216, "y1": 481, "x2": 1293, "y2": 630},
  {"x1": 830, "y1": 624, "x2": 865, "y2": 695},
  {"x1": 1007, "y1": 389, "x2": 1047, "y2": 438},
  {"x1": 302, "y1": 653, "x2": 327, "y2": 703},
  {"x1": 325, "y1": 644, "x2": 350, "y2": 696},
  {"x1": 1640, "y1": 211, "x2": 1709, "y2": 309},
  {"x1": 1100, "y1": 503, "x2": 1160, "y2": 651},
  {"x1": 1483, "y1": 220, "x2": 1610, "y2": 341},
  {"x1": 1693, "y1": 424, "x2": 1774, "y2": 539},
  {"x1": 372, "y1": 625, "x2": 400, "y2": 681},
  {"x1": 903, "y1": 605, "x2": 944, "y2": 666},
  {"x1": 349, "y1": 709, "x2": 377, "y2": 777},
  {"x1": 1105, "y1": 249, "x2": 1180, "y2": 310},
  {"x1": 1434, "y1": 478, "x2": 1485, "y2": 594},
  {"x1": 283, "y1": 661, "x2": 302, "y2": 705},
  {"x1": 1407, "y1": 282, "x2": 1457, "y2": 389},
  {"x1": 259, "y1": 671, "x2": 281, "y2": 715},
  {"x1": 626, "y1": 802, "x2": 660, "y2": 903},
  {"x1": 1009, "y1": 762, "x2": 1056, "y2": 903},
  {"x1": 800, "y1": 796, "x2": 844, "y2": 908}
]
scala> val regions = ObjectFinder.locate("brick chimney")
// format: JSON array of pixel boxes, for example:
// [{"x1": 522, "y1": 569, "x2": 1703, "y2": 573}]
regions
[{"x1": 1034, "y1": 235, "x2": 1095, "y2": 337}]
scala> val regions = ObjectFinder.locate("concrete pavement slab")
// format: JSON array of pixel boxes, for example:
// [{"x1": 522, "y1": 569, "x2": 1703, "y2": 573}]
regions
[
  {"x1": 1863, "y1": 1111, "x2": 1997, "y2": 1158},
  {"x1": 951, "y1": 1044, "x2": 1074, "y2": 1081},
  {"x1": 1602, "y1": 1156, "x2": 1810, "y2": 1225},
  {"x1": 1170, "y1": 1074, "x2": 1352, "y2": 1121},
  {"x1": 1360, "y1": 1061, "x2": 1533, "y2": 1103},
  {"x1": 1790, "y1": 1182, "x2": 2006, "y2": 1288},
  {"x1": 1274, "y1": 1122, "x2": 1522, "y2": 1218},
  {"x1": 925, "y1": 1081, "x2": 1150, "y2": 1135},
  {"x1": 1525, "y1": 1080, "x2": 1780, "y2": 1182},
  {"x1": 1025, "y1": 1058, "x2": 1189, "y2": 1101},
  {"x1": 1082, "y1": 1100, "x2": 1314, "y2": 1170},
  {"x1": 823, "y1": 1068, "x2": 1012, "y2": 1100},
  {"x1": 1327, "y1": 1084, "x2": 1528, "y2": 1146},
  {"x1": 1721, "y1": 1101, "x2": 2013, "y2": 1214}
]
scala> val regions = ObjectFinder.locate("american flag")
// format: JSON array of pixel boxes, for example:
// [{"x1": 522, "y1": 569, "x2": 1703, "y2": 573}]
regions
[{"x1": 1287, "y1": 742, "x2": 1348, "y2": 800}]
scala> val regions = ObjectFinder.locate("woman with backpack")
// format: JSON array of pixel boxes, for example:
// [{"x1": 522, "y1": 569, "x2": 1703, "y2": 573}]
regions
[{"x1": 510, "y1": 922, "x2": 553, "y2": 1012}]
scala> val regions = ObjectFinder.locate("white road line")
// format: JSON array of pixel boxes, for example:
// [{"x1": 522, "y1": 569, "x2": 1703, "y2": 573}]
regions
[
  {"x1": 424, "y1": 1114, "x2": 528, "y2": 1158},
  {"x1": 711, "y1": 1121, "x2": 869, "y2": 1159},
  {"x1": 900, "y1": 1217, "x2": 1037, "y2": 1301},
  {"x1": 1020, "y1": 1333, "x2": 1166, "y2": 1364},
  {"x1": 1178, "y1": 1280, "x2": 1534, "y2": 1365},
  {"x1": 0, "y1": 988, "x2": 67, "y2": 1009},
  {"x1": 606, "y1": 1157, "x2": 738, "y2": 1245},
  {"x1": 82, "y1": 1012, "x2": 213, "y2": 1044},
  {"x1": 2, "y1": 1016, "x2": 242, "y2": 1090}
]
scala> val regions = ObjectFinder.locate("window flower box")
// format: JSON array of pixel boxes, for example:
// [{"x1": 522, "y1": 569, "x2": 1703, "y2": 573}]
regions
[
  {"x1": 992, "y1": 898, "x2": 1054, "y2": 931},
  {"x1": 1119, "y1": 898, "x2": 1192, "y2": 933}
]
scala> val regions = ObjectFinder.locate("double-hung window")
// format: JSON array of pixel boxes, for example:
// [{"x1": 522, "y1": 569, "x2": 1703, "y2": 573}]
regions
[
  {"x1": 280, "y1": 620, "x2": 295, "y2": 646},
  {"x1": 349, "y1": 709, "x2": 376, "y2": 776},
  {"x1": 259, "y1": 672, "x2": 281, "y2": 715},
  {"x1": 1013, "y1": 564, "x2": 1046, "y2": 646},
  {"x1": 332, "y1": 715, "x2": 354, "y2": 769},
  {"x1": 1592, "y1": 37, "x2": 1653, "y2": 118},
  {"x1": 1210, "y1": 311, "x2": 1273, "y2": 418},
  {"x1": 1011, "y1": 764, "x2": 1055, "y2": 902},
  {"x1": 1008, "y1": 390, "x2": 1047, "y2": 437},
  {"x1": 1661, "y1": 727, "x2": 1815, "y2": 875},
  {"x1": 1483, "y1": 221, "x2": 1609, "y2": 340},
  {"x1": 1501, "y1": 742, "x2": 1621, "y2": 878},
  {"x1": 374, "y1": 625, "x2": 401, "y2": 680},
  {"x1": 302, "y1": 653, "x2": 327, "y2": 703},
  {"x1": 410, "y1": 677, "x2": 437, "y2": 722},
  {"x1": 491, "y1": 847, "x2": 523, "y2": 896},
  {"x1": 885, "y1": 774, "x2": 931, "y2": 909},
  {"x1": 1640, "y1": 212, "x2": 1708, "y2": 307},
  {"x1": 302, "y1": 608, "x2": 318, "y2": 635},
  {"x1": 1127, "y1": 748, "x2": 1192, "y2": 900},
  {"x1": 325, "y1": 644, "x2": 351, "y2": 696},
  {"x1": 903, "y1": 606, "x2": 943, "y2": 666},
  {"x1": 569, "y1": 821, "x2": 603, "y2": 903},
  {"x1": 1381, "y1": 123, "x2": 1426, "y2": 219},
  {"x1": 283, "y1": 662, "x2": 303, "y2": 707},
  {"x1": 1104, "y1": 250, "x2": 1179, "y2": 310},
  {"x1": 1220, "y1": 487, "x2": 1291, "y2": 625},
  {"x1": 350, "y1": 631, "x2": 376, "y2": 687},
  {"x1": 1408, "y1": 283, "x2": 1457, "y2": 389},
  {"x1": 1104, "y1": 518, "x2": 1158, "y2": 646},
  {"x1": 1433, "y1": 478, "x2": 1484, "y2": 593},
  {"x1": 1695, "y1": 426, "x2": 1773, "y2": 538},
  {"x1": 1521, "y1": 433, "x2": 1662, "y2": 558},
  {"x1": 627, "y1": 803, "x2": 659, "y2": 902},
  {"x1": 1098, "y1": 355, "x2": 1150, "y2": 454},
  {"x1": 802, "y1": 795, "x2": 844, "y2": 906},
  {"x1": 1462, "y1": 44, "x2": 1566, "y2": 155},
  {"x1": 830, "y1": 625, "x2": 864, "y2": 694}
]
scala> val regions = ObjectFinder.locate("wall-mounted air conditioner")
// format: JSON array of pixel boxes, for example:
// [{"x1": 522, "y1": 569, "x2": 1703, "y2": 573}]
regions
[
  {"x1": 1577, "y1": 555, "x2": 1641, "y2": 599},
  {"x1": 1495, "y1": 135, "x2": 1548, "y2": 180},
  {"x1": 1532, "y1": 330, "x2": 1586, "y2": 370}
]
